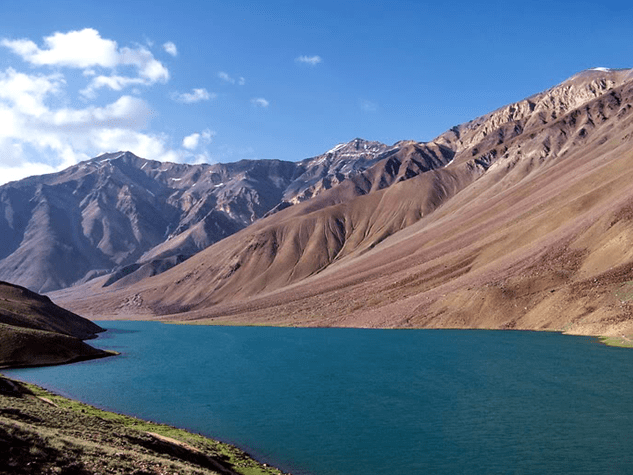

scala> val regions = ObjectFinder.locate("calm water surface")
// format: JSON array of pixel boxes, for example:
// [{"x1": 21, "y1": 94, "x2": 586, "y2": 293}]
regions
[{"x1": 4, "y1": 322, "x2": 633, "y2": 474}]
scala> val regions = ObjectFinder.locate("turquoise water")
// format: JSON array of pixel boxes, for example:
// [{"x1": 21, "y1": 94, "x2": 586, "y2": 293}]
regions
[{"x1": 4, "y1": 322, "x2": 633, "y2": 474}]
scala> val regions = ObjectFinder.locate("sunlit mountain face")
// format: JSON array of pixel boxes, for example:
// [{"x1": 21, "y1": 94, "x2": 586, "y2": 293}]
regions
[{"x1": 6, "y1": 68, "x2": 633, "y2": 338}]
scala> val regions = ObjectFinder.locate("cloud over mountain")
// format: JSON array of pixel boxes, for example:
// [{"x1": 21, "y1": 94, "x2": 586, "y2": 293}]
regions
[{"x1": 0, "y1": 28, "x2": 219, "y2": 185}]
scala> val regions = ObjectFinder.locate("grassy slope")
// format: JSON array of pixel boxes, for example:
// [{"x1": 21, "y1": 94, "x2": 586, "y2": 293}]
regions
[{"x1": 0, "y1": 375, "x2": 285, "y2": 475}]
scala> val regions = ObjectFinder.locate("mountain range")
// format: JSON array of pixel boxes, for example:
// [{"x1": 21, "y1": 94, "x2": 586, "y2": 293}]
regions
[
  {"x1": 0, "y1": 139, "x2": 390, "y2": 293},
  {"x1": 5, "y1": 67, "x2": 633, "y2": 337}
]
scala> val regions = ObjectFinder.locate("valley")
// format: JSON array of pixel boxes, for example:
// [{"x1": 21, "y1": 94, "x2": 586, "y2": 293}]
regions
[{"x1": 3, "y1": 68, "x2": 633, "y2": 339}]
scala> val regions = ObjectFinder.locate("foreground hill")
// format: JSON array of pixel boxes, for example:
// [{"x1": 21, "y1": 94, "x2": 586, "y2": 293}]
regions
[
  {"x1": 53, "y1": 68, "x2": 633, "y2": 338},
  {"x1": 0, "y1": 376, "x2": 283, "y2": 475},
  {"x1": 0, "y1": 281, "x2": 111, "y2": 368}
]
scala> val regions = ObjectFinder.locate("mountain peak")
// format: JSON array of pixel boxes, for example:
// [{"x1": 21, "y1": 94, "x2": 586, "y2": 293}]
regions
[
  {"x1": 321, "y1": 138, "x2": 389, "y2": 157},
  {"x1": 93, "y1": 150, "x2": 132, "y2": 160},
  {"x1": 54, "y1": 65, "x2": 633, "y2": 336},
  {"x1": 563, "y1": 66, "x2": 633, "y2": 85},
  {"x1": 90, "y1": 151, "x2": 143, "y2": 164}
]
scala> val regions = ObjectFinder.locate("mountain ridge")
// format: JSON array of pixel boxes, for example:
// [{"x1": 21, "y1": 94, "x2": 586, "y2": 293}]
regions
[
  {"x1": 49, "y1": 67, "x2": 633, "y2": 338},
  {"x1": 0, "y1": 139, "x2": 401, "y2": 293},
  {"x1": 9, "y1": 67, "x2": 633, "y2": 338}
]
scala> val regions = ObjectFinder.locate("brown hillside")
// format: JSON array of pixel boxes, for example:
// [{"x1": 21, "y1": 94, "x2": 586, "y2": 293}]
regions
[
  {"x1": 0, "y1": 281, "x2": 111, "y2": 368},
  {"x1": 53, "y1": 68, "x2": 633, "y2": 337}
]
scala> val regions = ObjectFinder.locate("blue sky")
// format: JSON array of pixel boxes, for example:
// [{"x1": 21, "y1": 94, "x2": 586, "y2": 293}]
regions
[{"x1": 1, "y1": 0, "x2": 632, "y2": 184}]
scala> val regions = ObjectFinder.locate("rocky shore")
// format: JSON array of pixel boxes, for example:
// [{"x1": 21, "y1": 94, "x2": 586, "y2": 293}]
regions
[{"x1": 0, "y1": 375, "x2": 286, "y2": 475}]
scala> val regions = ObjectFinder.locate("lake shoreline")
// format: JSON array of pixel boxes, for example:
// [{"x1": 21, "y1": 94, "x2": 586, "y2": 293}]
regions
[
  {"x1": 163, "y1": 317, "x2": 633, "y2": 349},
  {"x1": 6, "y1": 322, "x2": 633, "y2": 474},
  {"x1": 0, "y1": 374, "x2": 288, "y2": 475}
]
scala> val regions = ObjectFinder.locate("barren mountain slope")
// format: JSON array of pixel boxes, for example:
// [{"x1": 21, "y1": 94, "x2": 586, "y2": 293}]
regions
[
  {"x1": 0, "y1": 142, "x2": 395, "y2": 294},
  {"x1": 0, "y1": 154, "x2": 300, "y2": 292},
  {"x1": 51, "y1": 140, "x2": 463, "y2": 312},
  {"x1": 54, "y1": 68, "x2": 633, "y2": 336},
  {"x1": 0, "y1": 281, "x2": 110, "y2": 368}
]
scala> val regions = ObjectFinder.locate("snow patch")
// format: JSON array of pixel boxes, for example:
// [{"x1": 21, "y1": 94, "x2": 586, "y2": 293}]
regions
[
  {"x1": 326, "y1": 143, "x2": 346, "y2": 155},
  {"x1": 591, "y1": 67, "x2": 611, "y2": 72},
  {"x1": 214, "y1": 183, "x2": 224, "y2": 188},
  {"x1": 99, "y1": 153, "x2": 124, "y2": 164},
  {"x1": 100, "y1": 153, "x2": 124, "y2": 163}
]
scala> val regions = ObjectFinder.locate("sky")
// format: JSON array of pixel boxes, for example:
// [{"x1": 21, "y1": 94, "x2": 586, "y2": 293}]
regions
[{"x1": 1, "y1": 0, "x2": 632, "y2": 185}]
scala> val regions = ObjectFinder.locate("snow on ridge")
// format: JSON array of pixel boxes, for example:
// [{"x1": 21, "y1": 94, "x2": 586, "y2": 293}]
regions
[
  {"x1": 326, "y1": 143, "x2": 346, "y2": 155},
  {"x1": 98, "y1": 152, "x2": 125, "y2": 164},
  {"x1": 591, "y1": 67, "x2": 611, "y2": 72}
]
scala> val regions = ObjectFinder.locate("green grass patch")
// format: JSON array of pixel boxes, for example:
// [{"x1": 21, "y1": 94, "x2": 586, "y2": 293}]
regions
[
  {"x1": 614, "y1": 281, "x2": 633, "y2": 302},
  {"x1": 599, "y1": 335, "x2": 633, "y2": 348},
  {"x1": 22, "y1": 381, "x2": 284, "y2": 475}
]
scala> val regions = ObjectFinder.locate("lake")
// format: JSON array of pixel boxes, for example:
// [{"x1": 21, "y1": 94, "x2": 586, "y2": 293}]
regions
[{"x1": 4, "y1": 322, "x2": 633, "y2": 474}]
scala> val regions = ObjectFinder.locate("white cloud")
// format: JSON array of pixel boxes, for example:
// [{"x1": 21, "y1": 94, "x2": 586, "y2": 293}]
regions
[
  {"x1": 163, "y1": 41, "x2": 178, "y2": 57},
  {"x1": 119, "y1": 46, "x2": 169, "y2": 83},
  {"x1": 251, "y1": 98, "x2": 269, "y2": 108},
  {"x1": 182, "y1": 129, "x2": 214, "y2": 150},
  {"x1": 295, "y1": 55, "x2": 322, "y2": 66},
  {"x1": 218, "y1": 71, "x2": 234, "y2": 84},
  {"x1": 47, "y1": 96, "x2": 152, "y2": 130},
  {"x1": 80, "y1": 75, "x2": 146, "y2": 98},
  {"x1": 360, "y1": 99, "x2": 378, "y2": 112},
  {"x1": 2, "y1": 29, "x2": 118, "y2": 68},
  {"x1": 182, "y1": 132, "x2": 200, "y2": 150},
  {"x1": 218, "y1": 71, "x2": 245, "y2": 85},
  {"x1": 171, "y1": 88, "x2": 216, "y2": 104},
  {"x1": 0, "y1": 68, "x2": 65, "y2": 117},
  {"x1": 0, "y1": 67, "x2": 186, "y2": 184},
  {"x1": 0, "y1": 157, "x2": 58, "y2": 184},
  {"x1": 0, "y1": 29, "x2": 221, "y2": 185},
  {"x1": 2, "y1": 28, "x2": 169, "y2": 98}
]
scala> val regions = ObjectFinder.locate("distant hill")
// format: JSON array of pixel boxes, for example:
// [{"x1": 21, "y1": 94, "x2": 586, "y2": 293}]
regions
[
  {"x1": 52, "y1": 68, "x2": 633, "y2": 338},
  {"x1": 0, "y1": 139, "x2": 393, "y2": 293},
  {"x1": 0, "y1": 281, "x2": 110, "y2": 368}
]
